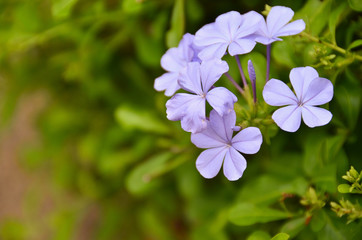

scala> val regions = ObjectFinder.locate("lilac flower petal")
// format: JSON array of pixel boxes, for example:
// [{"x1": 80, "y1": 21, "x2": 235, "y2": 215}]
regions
[
  {"x1": 191, "y1": 125, "x2": 226, "y2": 149},
  {"x1": 228, "y1": 38, "x2": 256, "y2": 56},
  {"x1": 206, "y1": 87, "x2": 237, "y2": 117},
  {"x1": 266, "y1": 6, "x2": 294, "y2": 37},
  {"x1": 194, "y1": 23, "x2": 225, "y2": 45},
  {"x1": 272, "y1": 105, "x2": 302, "y2": 132},
  {"x1": 237, "y1": 11, "x2": 264, "y2": 38},
  {"x1": 197, "y1": 43, "x2": 229, "y2": 60},
  {"x1": 223, "y1": 147, "x2": 247, "y2": 181},
  {"x1": 275, "y1": 19, "x2": 306, "y2": 37},
  {"x1": 290, "y1": 67, "x2": 319, "y2": 101},
  {"x1": 154, "y1": 72, "x2": 180, "y2": 96},
  {"x1": 302, "y1": 106, "x2": 332, "y2": 128},
  {"x1": 232, "y1": 126, "x2": 241, "y2": 132},
  {"x1": 254, "y1": 35, "x2": 281, "y2": 45},
  {"x1": 214, "y1": 11, "x2": 242, "y2": 40},
  {"x1": 180, "y1": 96, "x2": 207, "y2": 133},
  {"x1": 263, "y1": 79, "x2": 298, "y2": 106},
  {"x1": 200, "y1": 59, "x2": 229, "y2": 92},
  {"x1": 178, "y1": 62, "x2": 203, "y2": 95},
  {"x1": 166, "y1": 93, "x2": 199, "y2": 121},
  {"x1": 303, "y1": 77, "x2": 334, "y2": 106},
  {"x1": 196, "y1": 147, "x2": 228, "y2": 179},
  {"x1": 160, "y1": 48, "x2": 184, "y2": 72},
  {"x1": 231, "y1": 127, "x2": 262, "y2": 154},
  {"x1": 208, "y1": 109, "x2": 236, "y2": 142},
  {"x1": 179, "y1": 33, "x2": 195, "y2": 61}
]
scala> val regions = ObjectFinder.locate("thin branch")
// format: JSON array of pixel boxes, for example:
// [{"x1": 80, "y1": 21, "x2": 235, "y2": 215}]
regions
[{"x1": 224, "y1": 72, "x2": 244, "y2": 95}]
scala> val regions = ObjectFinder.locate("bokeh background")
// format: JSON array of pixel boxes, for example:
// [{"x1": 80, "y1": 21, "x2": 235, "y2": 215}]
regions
[{"x1": 0, "y1": 0, "x2": 362, "y2": 239}]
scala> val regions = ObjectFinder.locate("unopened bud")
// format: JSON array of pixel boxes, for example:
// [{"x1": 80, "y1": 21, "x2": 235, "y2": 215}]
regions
[
  {"x1": 248, "y1": 60, "x2": 257, "y2": 103},
  {"x1": 350, "y1": 166, "x2": 359, "y2": 179}
]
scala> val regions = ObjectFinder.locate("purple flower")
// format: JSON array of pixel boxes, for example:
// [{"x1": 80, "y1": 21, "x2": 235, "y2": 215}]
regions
[
  {"x1": 254, "y1": 6, "x2": 305, "y2": 45},
  {"x1": 263, "y1": 66, "x2": 333, "y2": 132},
  {"x1": 166, "y1": 59, "x2": 237, "y2": 133},
  {"x1": 191, "y1": 110, "x2": 262, "y2": 181},
  {"x1": 194, "y1": 11, "x2": 262, "y2": 60},
  {"x1": 154, "y1": 33, "x2": 200, "y2": 96}
]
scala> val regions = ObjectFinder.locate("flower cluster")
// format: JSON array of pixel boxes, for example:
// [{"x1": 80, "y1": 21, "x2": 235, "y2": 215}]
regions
[{"x1": 154, "y1": 6, "x2": 334, "y2": 181}]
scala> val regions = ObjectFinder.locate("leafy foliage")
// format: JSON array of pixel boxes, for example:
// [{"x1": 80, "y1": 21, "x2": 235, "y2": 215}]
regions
[{"x1": 0, "y1": 0, "x2": 362, "y2": 239}]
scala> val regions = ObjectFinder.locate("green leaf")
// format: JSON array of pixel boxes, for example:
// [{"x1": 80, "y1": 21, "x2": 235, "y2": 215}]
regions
[
  {"x1": 297, "y1": 0, "x2": 332, "y2": 36},
  {"x1": 247, "y1": 230, "x2": 271, "y2": 240},
  {"x1": 272, "y1": 41, "x2": 297, "y2": 68},
  {"x1": 280, "y1": 217, "x2": 306, "y2": 238},
  {"x1": 52, "y1": 0, "x2": 78, "y2": 20},
  {"x1": 312, "y1": 163, "x2": 338, "y2": 193},
  {"x1": 229, "y1": 203, "x2": 290, "y2": 226},
  {"x1": 166, "y1": 0, "x2": 185, "y2": 48},
  {"x1": 0, "y1": 220, "x2": 26, "y2": 240},
  {"x1": 271, "y1": 233, "x2": 290, "y2": 240},
  {"x1": 122, "y1": 0, "x2": 143, "y2": 14},
  {"x1": 348, "y1": 0, "x2": 362, "y2": 11},
  {"x1": 337, "y1": 184, "x2": 351, "y2": 193},
  {"x1": 347, "y1": 39, "x2": 362, "y2": 50},
  {"x1": 335, "y1": 78, "x2": 361, "y2": 130},
  {"x1": 317, "y1": 213, "x2": 346, "y2": 240},
  {"x1": 134, "y1": 30, "x2": 163, "y2": 67},
  {"x1": 328, "y1": 2, "x2": 347, "y2": 45},
  {"x1": 311, "y1": 210, "x2": 327, "y2": 232},
  {"x1": 186, "y1": 0, "x2": 204, "y2": 23},
  {"x1": 237, "y1": 175, "x2": 308, "y2": 205},
  {"x1": 125, "y1": 152, "x2": 172, "y2": 196},
  {"x1": 115, "y1": 105, "x2": 170, "y2": 134}
]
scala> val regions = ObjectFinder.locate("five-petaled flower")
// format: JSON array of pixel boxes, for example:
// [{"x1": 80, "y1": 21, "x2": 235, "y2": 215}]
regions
[
  {"x1": 154, "y1": 33, "x2": 200, "y2": 97},
  {"x1": 194, "y1": 10, "x2": 262, "y2": 60},
  {"x1": 254, "y1": 6, "x2": 305, "y2": 45},
  {"x1": 191, "y1": 110, "x2": 263, "y2": 181},
  {"x1": 166, "y1": 58, "x2": 237, "y2": 133},
  {"x1": 155, "y1": 5, "x2": 335, "y2": 182},
  {"x1": 263, "y1": 66, "x2": 333, "y2": 132}
]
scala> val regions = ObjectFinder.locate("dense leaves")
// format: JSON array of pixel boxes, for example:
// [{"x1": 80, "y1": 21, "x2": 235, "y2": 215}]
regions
[{"x1": 0, "y1": 0, "x2": 361, "y2": 239}]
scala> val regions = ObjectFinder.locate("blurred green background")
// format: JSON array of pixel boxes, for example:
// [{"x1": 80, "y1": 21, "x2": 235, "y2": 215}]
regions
[{"x1": 0, "y1": 0, "x2": 362, "y2": 239}]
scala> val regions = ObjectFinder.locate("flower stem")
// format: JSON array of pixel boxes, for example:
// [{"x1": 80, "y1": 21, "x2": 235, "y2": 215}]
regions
[
  {"x1": 235, "y1": 55, "x2": 247, "y2": 87},
  {"x1": 224, "y1": 72, "x2": 244, "y2": 95},
  {"x1": 252, "y1": 80, "x2": 257, "y2": 104},
  {"x1": 266, "y1": 44, "x2": 271, "y2": 82},
  {"x1": 300, "y1": 32, "x2": 362, "y2": 61}
]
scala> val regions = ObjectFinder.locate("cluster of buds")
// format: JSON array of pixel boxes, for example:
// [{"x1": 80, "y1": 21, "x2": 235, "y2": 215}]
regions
[
  {"x1": 331, "y1": 199, "x2": 362, "y2": 224},
  {"x1": 338, "y1": 166, "x2": 362, "y2": 194}
]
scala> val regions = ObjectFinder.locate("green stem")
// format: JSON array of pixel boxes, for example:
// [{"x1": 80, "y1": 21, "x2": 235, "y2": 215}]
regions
[{"x1": 300, "y1": 32, "x2": 362, "y2": 61}]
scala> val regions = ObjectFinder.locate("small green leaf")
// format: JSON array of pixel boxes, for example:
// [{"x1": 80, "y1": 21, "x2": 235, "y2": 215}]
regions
[
  {"x1": 134, "y1": 31, "x2": 163, "y2": 67},
  {"x1": 271, "y1": 232, "x2": 290, "y2": 240},
  {"x1": 247, "y1": 230, "x2": 270, "y2": 240},
  {"x1": 122, "y1": 0, "x2": 143, "y2": 14},
  {"x1": 237, "y1": 175, "x2": 308, "y2": 205},
  {"x1": 328, "y1": 2, "x2": 347, "y2": 45},
  {"x1": 338, "y1": 184, "x2": 351, "y2": 193},
  {"x1": 115, "y1": 105, "x2": 170, "y2": 134},
  {"x1": 335, "y1": 78, "x2": 361, "y2": 130},
  {"x1": 348, "y1": 0, "x2": 362, "y2": 11},
  {"x1": 125, "y1": 152, "x2": 172, "y2": 196},
  {"x1": 229, "y1": 203, "x2": 290, "y2": 226},
  {"x1": 52, "y1": 0, "x2": 78, "y2": 20},
  {"x1": 166, "y1": 0, "x2": 185, "y2": 48},
  {"x1": 347, "y1": 39, "x2": 362, "y2": 50},
  {"x1": 311, "y1": 210, "x2": 327, "y2": 232},
  {"x1": 281, "y1": 217, "x2": 306, "y2": 238}
]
